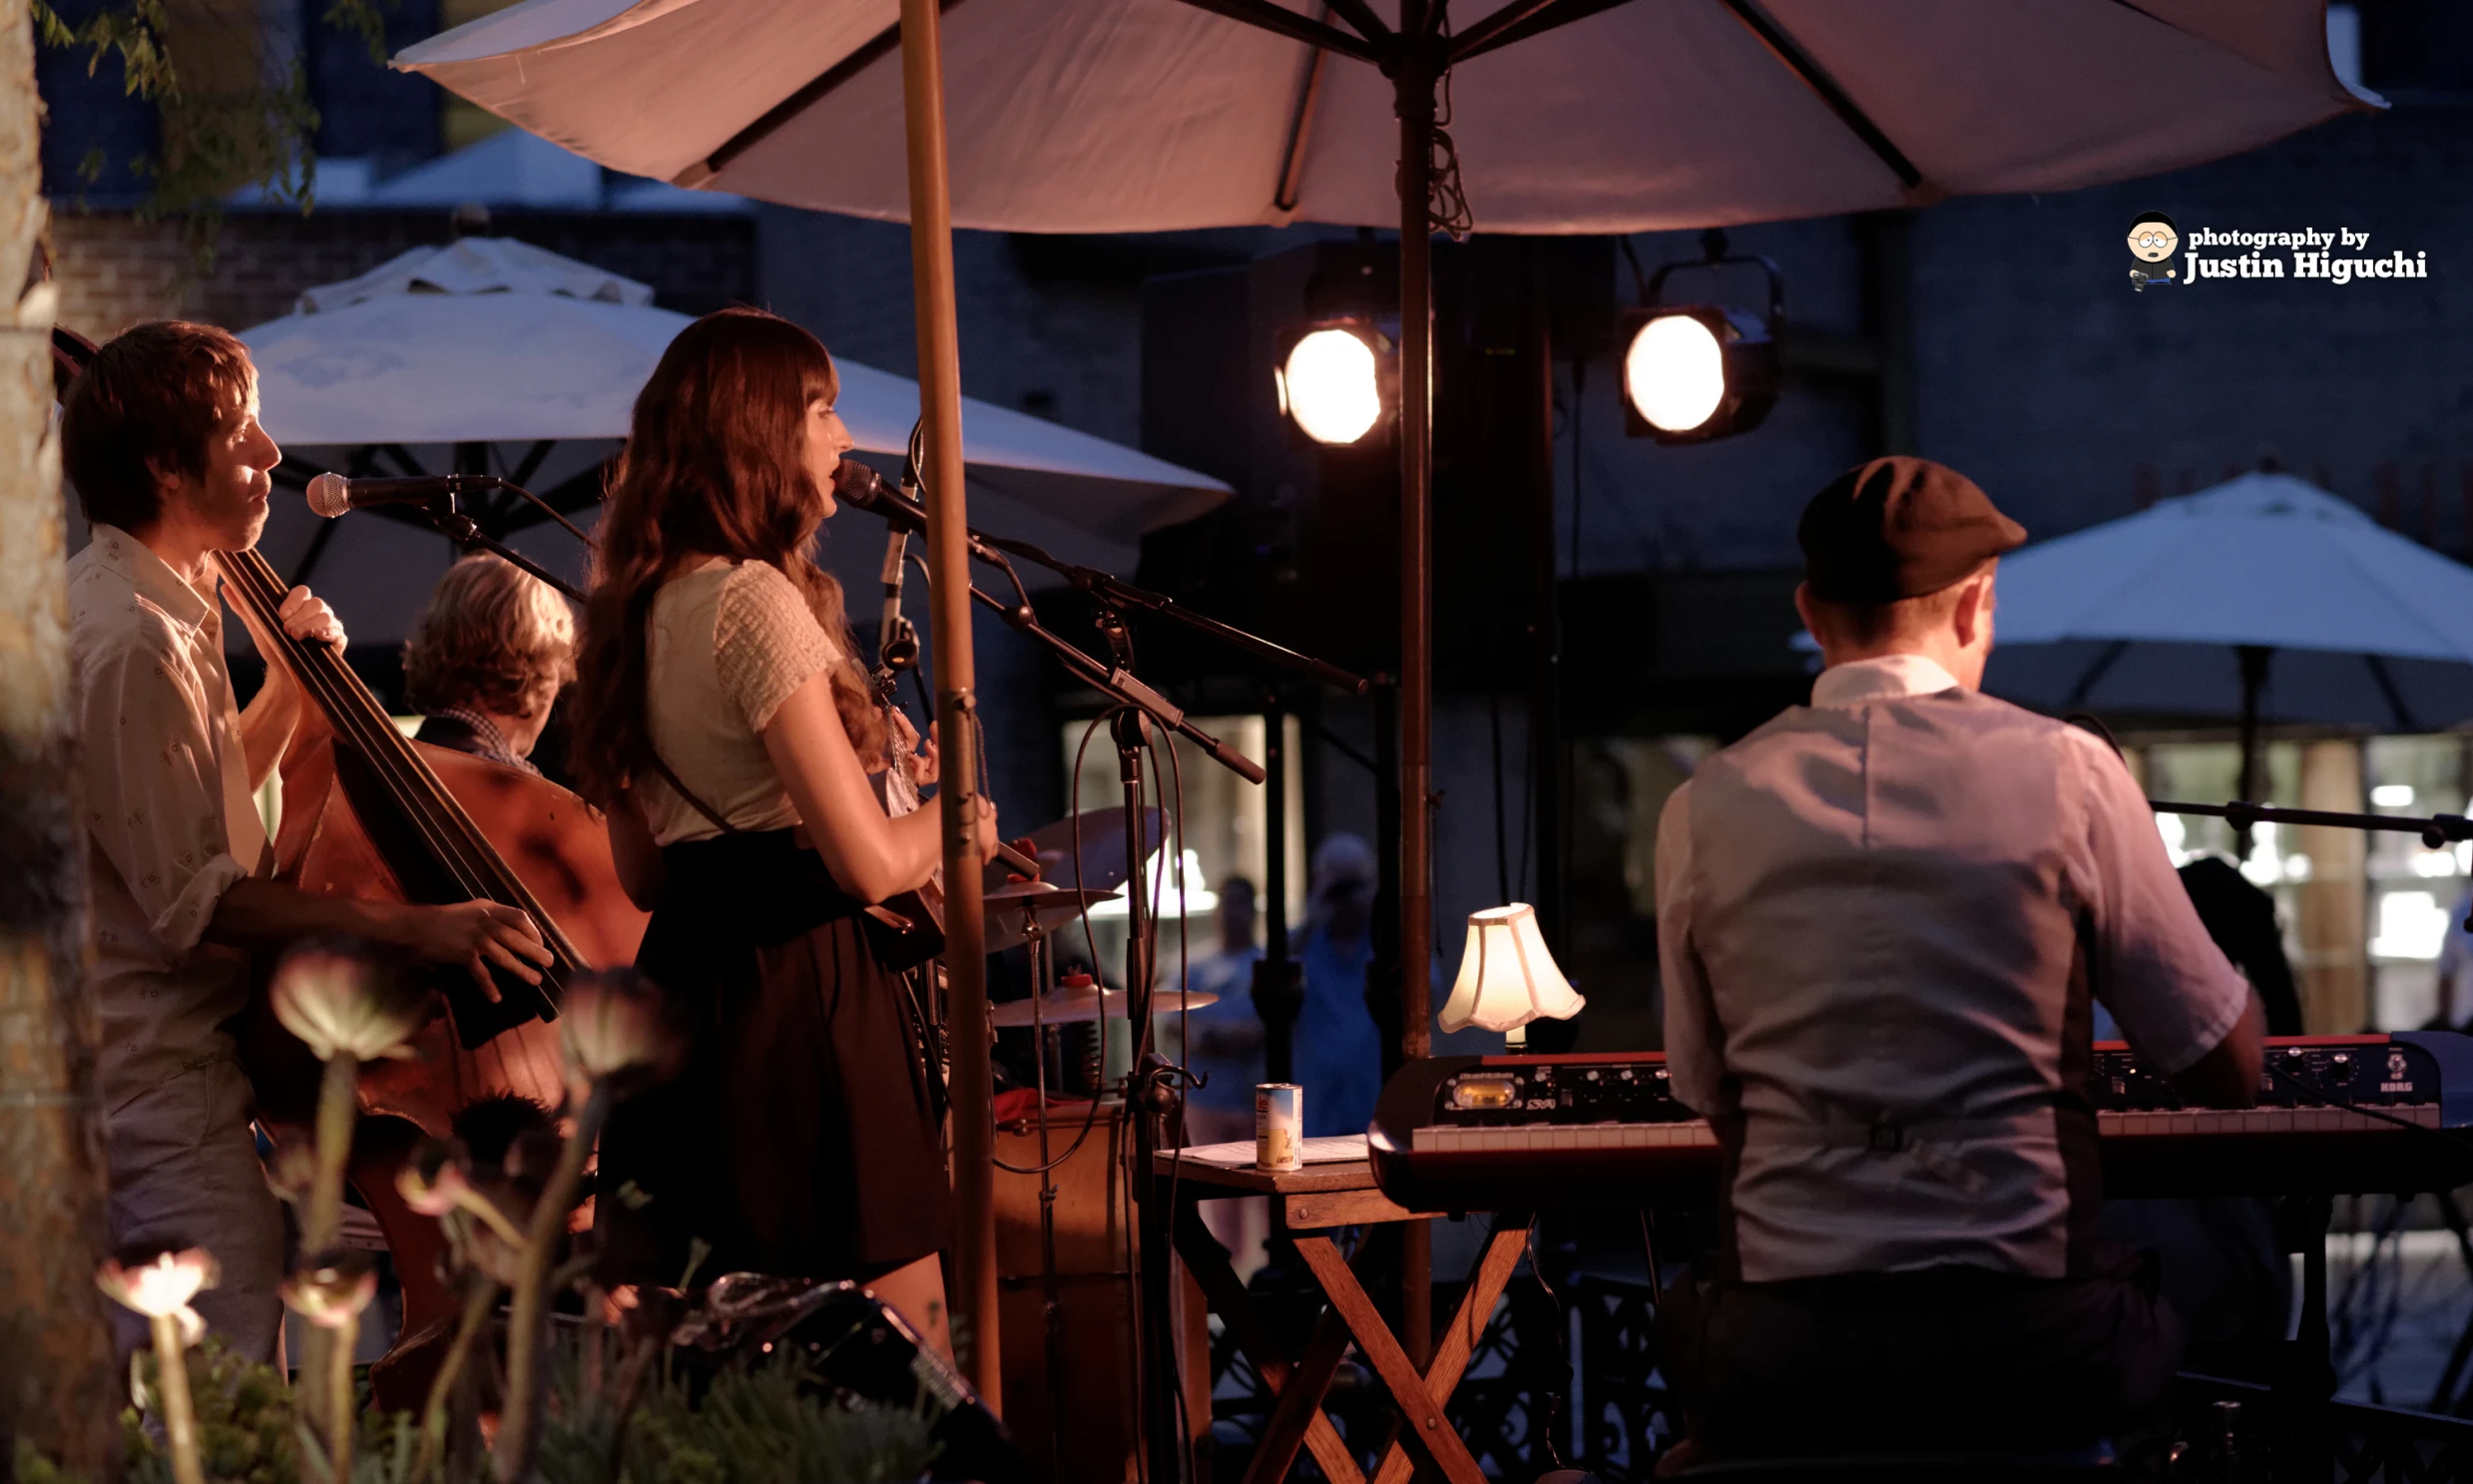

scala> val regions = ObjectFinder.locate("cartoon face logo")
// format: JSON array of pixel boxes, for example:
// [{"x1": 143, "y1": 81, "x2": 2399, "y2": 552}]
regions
[
  {"x1": 2128, "y1": 214, "x2": 2180, "y2": 262},
  {"x1": 2127, "y1": 212, "x2": 2180, "y2": 291}
]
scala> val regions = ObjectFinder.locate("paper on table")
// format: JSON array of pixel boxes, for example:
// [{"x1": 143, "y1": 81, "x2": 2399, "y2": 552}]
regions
[{"x1": 1179, "y1": 1135, "x2": 1368, "y2": 1169}]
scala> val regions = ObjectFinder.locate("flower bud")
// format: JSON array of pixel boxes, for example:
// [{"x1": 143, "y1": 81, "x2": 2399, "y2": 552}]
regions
[
  {"x1": 397, "y1": 1139, "x2": 471, "y2": 1218},
  {"x1": 281, "y1": 1249, "x2": 378, "y2": 1330},
  {"x1": 270, "y1": 940, "x2": 431, "y2": 1062},
  {"x1": 559, "y1": 970, "x2": 684, "y2": 1097}
]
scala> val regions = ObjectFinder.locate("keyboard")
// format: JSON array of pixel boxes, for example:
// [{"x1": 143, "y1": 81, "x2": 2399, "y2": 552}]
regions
[{"x1": 1366, "y1": 1034, "x2": 2473, "y2": 1213}]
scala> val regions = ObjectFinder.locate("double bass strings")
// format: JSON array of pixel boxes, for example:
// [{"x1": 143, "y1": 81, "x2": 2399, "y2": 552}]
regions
[{"x1": 217, "y1": 549, "x2": 579, "y2": 1009}]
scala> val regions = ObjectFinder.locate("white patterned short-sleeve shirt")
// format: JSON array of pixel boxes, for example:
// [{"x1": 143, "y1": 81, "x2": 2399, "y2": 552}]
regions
[
  {"x1": 69, "y1": 526, "x2": 269, "y2": 1110},
  {"x1": 640, "y1": 558, "x2": 841, "y2": 845}
]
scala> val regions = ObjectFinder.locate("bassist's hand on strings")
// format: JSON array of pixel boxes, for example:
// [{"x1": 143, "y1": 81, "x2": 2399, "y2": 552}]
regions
[
  {"x1": 276, "y1": 584, "x2": 346, "y2": 648},
  {"x1": 402, "y1": 899, "x2": 553, "y2": 1001}
]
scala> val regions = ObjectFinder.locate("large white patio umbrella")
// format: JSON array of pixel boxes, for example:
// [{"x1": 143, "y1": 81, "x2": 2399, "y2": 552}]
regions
[
  {"x1": 396, "y1": 0, "x2": 2377, "y2": 1415},
  {"x1": 1987, "y1": 471, "x2": 2473, "y2": 797},
  {"x1": 242, "y1": 236, "x2": 1229, "y2": 592}
]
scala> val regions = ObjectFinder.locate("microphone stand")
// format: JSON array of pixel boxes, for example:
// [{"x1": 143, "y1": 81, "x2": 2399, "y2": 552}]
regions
[
  {"x1": 2154, "y1": 797, "x2": 2473, "y2": 931},
  {"x1": 382, "y1": 486, "x2": 590, "y2": 605},
  {"x1": 879, "y1": 498, "x2": 1368, "y2": 1484}
]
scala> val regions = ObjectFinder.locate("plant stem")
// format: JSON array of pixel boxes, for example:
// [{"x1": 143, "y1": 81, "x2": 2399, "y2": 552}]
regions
[
  {"x1": 150, "y1": 1314, "x2": 205, "y2": 1484},
  {"x1": 329, "y1": 1312, "x2": 357, "y2": 1483},
  {"x1": 417, "y1": 1277, "x2": 497, "y2": 1483},
  {"x1": 492, "y1": 1082, "x2": 609, "y2": 1484},
  {"x1": 299, "y1": 1052, "x2": 360, "y2": 1434},
  {"x1": 306, "y1": 1053, "x2": 359, "y2": 1252}
]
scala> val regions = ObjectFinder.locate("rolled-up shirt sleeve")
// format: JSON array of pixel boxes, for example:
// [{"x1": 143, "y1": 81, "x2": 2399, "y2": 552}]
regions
[
  {"x1": 77, "y1": 633, "x2": 247, "y2": 957},
  {"x1": 1656, "y1": 780, "x2": 1728, "y2": 1115},
  {"x1": 2071, "y1": 733, "x2": 2251, "y2": 1076}
]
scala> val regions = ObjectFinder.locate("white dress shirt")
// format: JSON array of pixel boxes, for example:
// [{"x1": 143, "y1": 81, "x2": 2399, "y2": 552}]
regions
[
  {"x1": 1657, "y1": 653, "x2": 2249, "y2": 1282},
  {"x1": 69, "y1": 526, "x2": 268, "y2": 1109}
]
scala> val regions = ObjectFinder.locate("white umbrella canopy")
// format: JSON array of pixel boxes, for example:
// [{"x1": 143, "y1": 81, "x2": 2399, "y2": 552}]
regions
[
  {"x1": 230, "y1": 237, "x2": 1231, "y2": 649},
  {"x1": 1985, "y1": 473, "x2": 2473, "y2": 733},
  {"x1": 396, "y1": 0, "x2": 2370, "y2": 234},
  {"x1": 239, "y1": 237, "x2": 1231, "y2": 565}
]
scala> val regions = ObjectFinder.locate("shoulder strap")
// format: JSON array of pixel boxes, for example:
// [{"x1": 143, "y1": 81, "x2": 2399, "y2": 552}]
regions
[{"x1": 642, "y1": 748, "x2": 742, "y2": 836}]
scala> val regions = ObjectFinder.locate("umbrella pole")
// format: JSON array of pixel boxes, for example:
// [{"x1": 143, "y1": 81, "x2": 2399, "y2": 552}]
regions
[
  {"x1": 1394, "y1": 5, "x2": 1437, "y2": 1368},
  {"x1": 2237, "y1": 645, "x2": 2270, "y2": 856},
  {"x1": 897, "y1": 0, "x2": 1001, "y2": 1411}
]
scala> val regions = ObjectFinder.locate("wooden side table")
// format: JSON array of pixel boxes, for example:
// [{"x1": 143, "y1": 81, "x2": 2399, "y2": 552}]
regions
[{"x1": 1154, "y1": 1150, "x2": 1532, "y2": 1484}]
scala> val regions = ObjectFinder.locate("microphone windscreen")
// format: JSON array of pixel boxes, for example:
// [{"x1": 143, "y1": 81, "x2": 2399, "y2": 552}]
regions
[{"x1": 305, "y1": 471, "x2": 351, "y2": 519}]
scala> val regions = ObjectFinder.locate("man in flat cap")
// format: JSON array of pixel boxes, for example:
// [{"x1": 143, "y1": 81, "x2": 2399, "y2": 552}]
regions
[{"x1": 1653, "y1": 457, "x2": 2262, "y2": 1466}]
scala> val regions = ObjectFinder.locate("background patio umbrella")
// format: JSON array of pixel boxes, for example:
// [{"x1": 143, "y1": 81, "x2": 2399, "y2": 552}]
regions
[
  {"x1": 224, "y1": 236, "x2": 1232, "y2": 647},
  {"x1": 398, "y1": 0, "x2": 2378, "y2": 1411},
  {"x1": 1987, "y1": 471, "x2": 2473, "y2": 801}
]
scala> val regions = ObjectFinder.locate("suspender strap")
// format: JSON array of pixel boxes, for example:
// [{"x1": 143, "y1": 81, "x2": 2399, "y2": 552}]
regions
[{"x1": 642, "y1": 749, "x2": 743, "y2": 837}]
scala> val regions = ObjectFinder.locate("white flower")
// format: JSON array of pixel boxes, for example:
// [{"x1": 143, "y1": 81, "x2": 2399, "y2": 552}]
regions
[
  {"x1": 98, "y1": 1248, "x2": 218, "y2": 1340},
  {"x1": 270, "y1": 940, "x2": 430, "y2": 1061}
]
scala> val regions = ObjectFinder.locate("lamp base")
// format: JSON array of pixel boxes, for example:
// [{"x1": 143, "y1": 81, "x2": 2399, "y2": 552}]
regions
[{"x1": 1505, "y1": 1024, "x2": 1526, "y2": 1051}]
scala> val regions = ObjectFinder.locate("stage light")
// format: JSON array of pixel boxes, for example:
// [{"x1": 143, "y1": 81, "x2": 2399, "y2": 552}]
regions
[
  {"x1": 1275, "y1": 319, "x2": 1394, "y2": 446},
  {"x1": 1621, "y1": 233, "x2": 1784, "y2": 445},
  {"x1": 1624, "y1": 313, "x2": 1727, "y2": 434}
]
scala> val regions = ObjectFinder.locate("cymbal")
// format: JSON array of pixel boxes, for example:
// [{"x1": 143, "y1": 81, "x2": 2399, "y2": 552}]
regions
[
  {"x1": 984, "y1": 881, "x2": 1120, "y2": 909},
  {"x1": 987, "y1": 986, "x2": 1221, "y2": 1029},
  {"x1": 981, "y1": 881, "x2": 1122, "y2": 954},
  {"x1": 987, "y1": 807, "x2": 1165, "y2": 895}
]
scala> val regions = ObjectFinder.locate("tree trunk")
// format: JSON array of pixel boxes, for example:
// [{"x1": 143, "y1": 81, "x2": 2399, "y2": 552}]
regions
[{"x1": 0, "y1": 0, "x2": 120, "y2": 1469}]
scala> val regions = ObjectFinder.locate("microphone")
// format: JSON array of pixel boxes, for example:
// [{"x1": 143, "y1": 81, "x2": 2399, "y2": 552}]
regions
[
  {"x1": 831, "y1": 459, "x2": 926, "y2": 533},
  {"x1": 305, "y1": 471, "x2": 505, "y2": 519}
]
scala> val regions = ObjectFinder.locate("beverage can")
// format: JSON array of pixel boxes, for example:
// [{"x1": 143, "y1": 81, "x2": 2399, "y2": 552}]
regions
[{"x1": 1256, "y1": 1083, "x2": 1303, "y2": 1172}]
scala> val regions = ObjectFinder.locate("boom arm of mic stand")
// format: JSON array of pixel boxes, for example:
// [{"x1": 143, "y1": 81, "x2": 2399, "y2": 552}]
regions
[
  {"x1": 966, "y1": 584, "x2": 1267, "y2": 785},
  {"x1": 979, "y1": 534, "x2": 1368, "y2": 697},
  {"x1": 2152, "y1": 798, "x2": 2473, "y2": 847},
  {"x1": 424, "y1": 505, "x2": 588, "y2": 604}
]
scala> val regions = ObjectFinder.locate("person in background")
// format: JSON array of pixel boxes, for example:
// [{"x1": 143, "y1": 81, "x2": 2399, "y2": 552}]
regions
[
  {"x1": 1169, "y1": 875, "x2": 1266, "y2": 1130},
  {"x1": 2438, "y1": 882, "x2": 2473, "y2": 1029},
  {"x1": 1168, "y1": 876, "x2": 1270, "y2": 1272},
  {"x1": 1294, "y1": 835, "x2": 1386, "y2": 1138},
  {"x1": 2177, "y1": 856, "x2": 2302, "y2": 1036},
  {"x1": 401, "y1": 552, "x2": 577, "y2": 774}
]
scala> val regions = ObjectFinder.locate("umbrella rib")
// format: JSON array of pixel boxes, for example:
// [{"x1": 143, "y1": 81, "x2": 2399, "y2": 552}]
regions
[
  {"x1": 683, "y1": 0, "x2": 975, "y2": 186},
  {"x1": 1451, "y1": 0, "x2": 1635, "y2": 64},
  {"x1": 1163, "y1": 0, "x2": 1380, "y2": 63},
  {"x1": 2364, "y1": 654, "x2": 2418, "y2": 733},
  {"x1": 1275, "y1": 8, "x2": 1335, "y2": 212},
  {"x1": 1714, "y1": 0, "x2": 1925, "y2": 191},
  {"x1": 1322, "y1": 0, "x2": 1393, "y2": 44}
]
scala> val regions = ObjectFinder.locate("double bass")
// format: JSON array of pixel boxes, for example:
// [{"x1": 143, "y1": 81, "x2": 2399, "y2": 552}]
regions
[{"x1": 50, "y1": 329, "x2": 649, "y2": 1386}]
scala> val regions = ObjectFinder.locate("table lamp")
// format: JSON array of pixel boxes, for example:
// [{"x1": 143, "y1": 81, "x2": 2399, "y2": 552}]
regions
[{"x1": 1437, "y1": 903, "x2": 1585, "y2": 1049}]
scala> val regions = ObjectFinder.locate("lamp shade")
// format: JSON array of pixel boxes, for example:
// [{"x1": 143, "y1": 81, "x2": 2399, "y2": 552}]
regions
[{"x1": 1438, "y1": 904, "x2": 1586, "y2": 1036}]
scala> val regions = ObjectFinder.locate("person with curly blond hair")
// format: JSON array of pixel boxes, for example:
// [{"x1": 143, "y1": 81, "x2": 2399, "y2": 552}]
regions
[{"x1": 402, "y1": 553, "x2": 578, "y2": 773}]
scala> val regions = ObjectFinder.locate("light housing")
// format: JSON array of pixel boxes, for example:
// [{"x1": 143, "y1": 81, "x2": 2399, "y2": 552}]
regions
[
  {"x1": 1621, "y1": 234, "x2": 1785, "y2": 445},
  {"x1": 1275, "y1": 316, "x2": 1396, "y2": 446},
  {"x1": 1438, "y1": 903, "x2": 1586, "y2": 1048},
  {"x1": 1619, "y1": 304, "x2": 1780, "y2": 444}
]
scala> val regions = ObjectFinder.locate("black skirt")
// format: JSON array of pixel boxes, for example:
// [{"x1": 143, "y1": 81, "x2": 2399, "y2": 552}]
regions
[{"x1": 597, "y1": 829, "x2": 951, "y2": 1285}]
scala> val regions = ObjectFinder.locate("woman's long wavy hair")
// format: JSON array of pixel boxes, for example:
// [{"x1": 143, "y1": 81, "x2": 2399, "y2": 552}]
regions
[{"x1": 570, "y1": 308, "x2": 883, "y2": 805}]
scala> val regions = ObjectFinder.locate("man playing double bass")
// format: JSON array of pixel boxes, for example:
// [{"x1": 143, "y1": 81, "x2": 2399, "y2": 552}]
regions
[{"x1": 63, "y1": 321, "x2": 554, "y2": 1361}]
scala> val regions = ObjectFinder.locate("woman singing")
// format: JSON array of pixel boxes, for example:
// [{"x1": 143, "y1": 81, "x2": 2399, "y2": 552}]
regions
[{"x1": 570, "y1": 308, "x2": 994, "y2": 1353}]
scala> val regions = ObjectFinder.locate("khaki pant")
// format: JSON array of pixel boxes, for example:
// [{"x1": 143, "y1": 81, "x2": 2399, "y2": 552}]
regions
[{"x1": 105, "y1": 1058, "x2": 284, "y2": 1364}]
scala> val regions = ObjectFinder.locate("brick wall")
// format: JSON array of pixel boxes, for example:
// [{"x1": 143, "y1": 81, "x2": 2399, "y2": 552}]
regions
[{"x1": 48, "y1": 206, "x2": 758, "y2": 340}]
